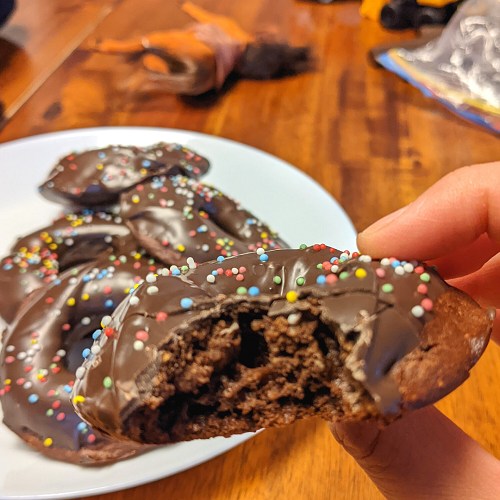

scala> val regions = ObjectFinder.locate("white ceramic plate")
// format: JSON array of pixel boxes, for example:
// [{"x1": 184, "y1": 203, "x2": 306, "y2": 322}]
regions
[{"x1": 0, "y1": 127, "x2": 357, "y2": 500}]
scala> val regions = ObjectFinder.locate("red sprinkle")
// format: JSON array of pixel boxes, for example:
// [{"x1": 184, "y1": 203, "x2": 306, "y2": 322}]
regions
[
  {"x1": 87, "y1": 434, "x2": 96, "y2": 444},
  {"x1": 217, "y1": 268, "x2": 223, "y2": 275},
  {"x1": 156, "y1": 312, "x2": 167, "y2": 322},
  {"x1": 52, "y1": 401, "x2": 61, "y2": 409},
  {"x1": 239, "y1": 267, "x2": 246, "y2": 273},
  {"x1": 103, "y1": 286, "x2": 112, "y2": 294},
  {"x1": 17, "y1": 378, "x2": 25, "y2": 385},
  {"x1": 45, "y1": 297, "x2": 54, "y2": 304},
  {"x1": 135, "y1": 330, "x2": 149, "y2": 341},
  {"x1": 47, "y1": 390, "x2": 55, "y2": 397},
  {"x1": 236, "y1": 274, "x2": 244, "y2": 281},
  {"x1": 24, "y1": 366, "x2": 32, "y2": 373},
  {"x1": 225, "y1": 269, "x2": 233, "y2": 277},
  {"x1": 56, "y1": 413, "x2": 66, "y2": 421},
  {"x1": 421, "y1": 298, "x2": 433, "y2": 311},
  {"x1": 62, "y1": 324, "x2": 71, "y2": 331},
  {"x1": 326, "y1": 274, "x2": 338, "y2": 285},
  {"x1": 417, "y1": 284, "x2": 428, "y2": 294},
  {"x1": 136, "y1": 184, "x2": 144, "y2": 191},
  {"x1": 104, "y1": 327, "x2": 114, "y2": 338},
  {"x1": 313, "y1": 244, "x2": 321, "y2": 251},
  {"x1": 414, "y1": 266, "x2": 424, "y2": 275}
]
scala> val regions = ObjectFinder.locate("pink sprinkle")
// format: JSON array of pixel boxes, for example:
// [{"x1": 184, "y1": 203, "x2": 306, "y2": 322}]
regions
[
  {"x1": 156, "y1": 312, "x2": 167, "y2": 322},
  {"x1": 375, "y1": 268, "x2": 386, "y2": 278},
  {"x1": 136, "y1": 184, "x2": 144, "y2": 191},
  {"x1": 236, "y1": 274, "x2": 244, "y2": 281},
  {"x1": 135, "y1": 330, "x2": 149, "y2": 341},
  {"x1": 232, "y1": 251, "x2": 238, "y2": 256},
  {"x1": 159, "y1": 199, "x2": 167, "y2": 207},
  {"x1": 414, "y1": 266, "x2": 424, "y2": 274},
  {"x1": 417, "y1": 284, "x2": 428, "y2": 294},
  {"x1": 31, "y1": 332, "x2": 39, "y2": 338},
  {"x1": 189, "y1": 230, "x2": 196, "y2": 237},
  {"x1": 69, "y1": 163, "x2": 77, "y2": 170},
  {"x1": 162, "y1": 240, "x2": 169, "y2": 246},
  {"x1": 133, "y1": 262, "x2": 141, "y2": 269},
  {"x1": 17, "y1": 378, "x2": 25, "y2": 385},
  {"x1": 0, "y1": 389, "x2": 4, "y2": 397},
  {"x1": 104, "y1": 286, "x2": 112, "y2": 294},
  {"x1": 217, "y1": 268, "x2": 223, "y2": 275},
  {"x1": 239, "y1": 267, "x2": 246, "y2": 273},
  {"x1": 326, "y1": 274, "x2": 338, "y2": 285},
  {"x1": 56, "y1": 413, "x2": 65, "y2": 421},
  {"x1": 52, "y1": 356, "x2": 61, "y2": 363},
  {"x1": 421, "y1": 298, "x2": 433, "y2": 311},
  {"x1": 47, "y1": 390, "x2": 55, "y2": 397},
  {"x1": 62, "y1": 323, "x2": 71, "y2": 331},
  {"x1": 389, "y1": 257, "x2": 397, "y2": 263},
  {"x1": 5, "y1": 356, "x2": 14, "y2": 364},
  {"x1": 87, "y1": 434, "x2": 96, "y2": 444},
  {"x1": 160, "y1": 186, "x2": 168, "y2": 192}
]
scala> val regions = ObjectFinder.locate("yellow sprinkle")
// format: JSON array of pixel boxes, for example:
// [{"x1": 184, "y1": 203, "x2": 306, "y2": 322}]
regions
[
  {"x1": 37, "y1": 373, "x2": 44, "y2": 380},
  {"x1": 134, "y1": 253, "x2": 141, "y2": 260},
  {"x1": 132, "y1": 194, "x2": 140, "y2": 204},
  {"x1": 43, "y1": 438, "x2": 53, "y2": 447},
  {"x1": 45, "y1": 237, "x2": 52, "y2": 244},
  {"x1": 263, "y1": 244, "x2": 268, "y2": 249},
  {"x1": 355, "y1": 268, "x2": 367, "y2": 279},
  {"x1": 33, "y1": 246, "x2": 40, "y2": 252},
  {"x1": 49, "y1": 243, "x2": 57, "y2": 250},
  {"x1": 261, "y1": 232, "x2": 268, "y2": 238},
  {"x1": 96, "y1": 163, "x2": 104, "y2": 170},
  {"x1": 40, "y1": 232, "x2": 48, "y2": 238},
  {"x1": 140, "y1": 168, "x2": 147, "y2": 175},
  {"x1": 19, "y1": 246, "x2": 27, "y2": 253},
  {"x1": 124, "y1": 288, "x2": 130, "y2": 294},
  {"x1": 4, "y1": 379, "x2": 11, "y2": 385},
  {"x1": 67, "y1": 298, "x2": 76, "y2": 306},
  {"x1": 286, "y1": 291, "x2": 298, "y2": 303},
  {"x1": 81, "y1": 294, "x2": 89, "y2": 301},
  {"x1": 73, "y1": 396, "x2": 85, "y2": 404},
  {"x1": 178, "y1": 245, "x2": 185, "y2": 252},
  {"x1": 133, "y1": 283, "x2": 139, "y2": 289},
  {"x1": 31, "y1": 339, "x2": 37, "y2": 345}
]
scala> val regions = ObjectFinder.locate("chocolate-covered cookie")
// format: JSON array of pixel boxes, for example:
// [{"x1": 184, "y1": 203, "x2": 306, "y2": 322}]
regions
[
  {"x1": 39, "y1": 143, "x2": 210, "y2": 208},
  {"x1": 72, "y1": 246, "x2": 493, "y2": 444},
  {"x1": 0, "y1": 211, "x2": 134, "y2": 324},
  {"x1": 0, "y1": 251, "x2": 160, "y2": 464},
  {"x1": 120, "y1": 174, "x2": 287, "y2": 266}
]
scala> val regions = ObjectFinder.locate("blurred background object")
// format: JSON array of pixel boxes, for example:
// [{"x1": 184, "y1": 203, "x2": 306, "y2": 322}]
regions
[{"x1": 0, "y1": 0, "x2": 15, "y2": 28}]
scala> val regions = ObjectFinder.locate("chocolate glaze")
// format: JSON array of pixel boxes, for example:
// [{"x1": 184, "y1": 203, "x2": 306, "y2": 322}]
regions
[
  {"x1": 0, "y1": 212, "x2": 134, "y2": 324},
  {"x1": 0, "y1": 250, "x2": 161, "y2": 464},
  {"x1": 73, "y1": 246, "x2": 490, "y2": 441},
  {"x1": 120, "y1": 174, "x2": 288, "y2": 265},
  {"x1": 39, "y1": 143, "x2": 210, "y2": 208}
]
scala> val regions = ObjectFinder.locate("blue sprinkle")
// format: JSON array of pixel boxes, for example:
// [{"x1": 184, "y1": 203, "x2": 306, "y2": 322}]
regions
[
  {"x1": 217, "y1": 256, "x2": 225, "y2": 262},
  {"x1": 63, "y1": 385, "x2": 72, "y2": 394},
  {"x1": 197, "y1": 226, "x2": 207, "y2": 233},
  {"x1": 248, "y1": 286, "x2": 260, "y2": 296},
  {"x1": 259, "y1": 254, "x2": 268, "y2": 262},
  {"x1": 3, "y1": 264, "x2": 12, "y2": 270},
  {"x1": 28, "y1": 394, "x2": 38, "y2": 404},
  {"x1": 246, "y1": 218, "x2": 254, "y2": 225},
  {"x1": 212, "y1": 270, "x2": 218, "y2": 276},
  {"x1": 401, "y1": 261, "x2": 407, "y2": 265},
  {"x1": 54, "y1": 230, "x2": 62, "y2": 237},
  {"x1": 92, "y1": 330, "x2": 101, "y2": 340},
  {"x1": 172, "y1": 269, "x2": 181, "y2": 276},
  {"x1": 97, "y1": 274, "x2": 103, "y2": 280},
  {"x1": 82, "y1": 348, "x2": 91, "y2": 358},
  {"x1": 77, "y1": 422, "x2": 87, "y2": 431},
  {"x1": 181, "y1": 298, "x2": 193, "y2": 309},
  {"x1": 142, "y1": 160, "x2": 151, "y2": 168},
  {"x1": 83, "y1": 275, "x2": 91, "y2": 282},
  {"x1": 105, "y1": 299, "x2": 113, "y2": 308},
  {"x1": 101, "y1": 269, "x2": 108, "y2": 276},
  {"x1": 98, "y1": 152, "x2": 106, "y2": 159},
  {"x1": 330, "y1": 258, "x2": 336, "y2": 264},
  {"x1": 391, "y1": 260, "x2": 401, "y2": 268},
  {"x1": 54, "y1": 279, "x2": 61, "y2": 285},
  {"x1": 316, "y1": 275, "x2": 327, "y2": 284}
]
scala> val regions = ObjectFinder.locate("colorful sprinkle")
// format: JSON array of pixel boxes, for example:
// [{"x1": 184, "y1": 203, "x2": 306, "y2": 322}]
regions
[
  {"x1": 273, "y1": 276, "x2": 282, "y2": 285},
  {"x1": 381, "y1": 283, "x2": 394, "y2": 293},
  {"x1": 181, "y1": 298, "x2": 193, "y2": 309},
  {"x1": 355, "y1": 268, "x2": 367, "y2": 279},
  {"x1": 286, "y1": 291, "x2": 298, "y2": 303}
]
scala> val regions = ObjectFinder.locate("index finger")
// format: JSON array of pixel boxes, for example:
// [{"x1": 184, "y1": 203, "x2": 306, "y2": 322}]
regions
[{"x1": 357, "y1": 163, "x2": 500, "y2": 261}]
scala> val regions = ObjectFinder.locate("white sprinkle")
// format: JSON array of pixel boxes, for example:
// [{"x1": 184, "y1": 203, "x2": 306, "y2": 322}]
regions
[
  {"x1": 133, "y1": 340, "x2": 144, "y2": 351},
  {"x1": 146, "y1": 273, "x2": 157, "y2": 283},
  {"x1": 56, "y1": 349, "x2": 66, "y2": 357},
  {"x1": 26, "y1": 349, "x2": 35, "y2": 357},
  {"x1": 160, "y1": 268, "x2": 170, "y2": 276},
  {"x1": 115, "y1": 217, "x2": 122, "y2": 224},
  {"x1": 411, "y1": 305, "x2": 425, "y2": 318},
  {"x1": 75, "y1": 367, "x2": 86, "y2": 380},
  {"x1": 107, "y1": 266, "x2": 115, "y2": 273},
  {"x1": 201, "y1": 244, "x2": 209, "y2": 252},
  {"x1": 54, "y1": 309, "x2": 62, "y2": 317},
  {"x1": 170, "y1": 265, "x2": 178, "y2": 271},
  {"x1": 92, "y1": 284, "x2": 99, "y2": 292},
  {"x1": 331, "y1": 265, "x2": 339, "y2": 273},
  {"x1": 359, "y1": 255, "x2": 372, "y2": 263},
  {"x1": 81, "y1": 317, "x2": 91, "y2": 325},
  {"x1": 65, "y1": 238, "x2": 74, "y2": 246},
  {"x1": 129, "y1": 296, "x2": 140, "y2": 305},
  {"x1": 24, "y1": 357, "x2": 33, "y2": 364},
  {"x1": 256, "y1": 248, "x2": 265, "y2": 255},
  {"x1": 147, "y1": 286, "x2": 159, "y2": 295},
  {"x1": 23, "y1": 382, "x2": 32, "y2": 390},
  {"x1": 6, "y1": 345, "x2": 14, "y2": 353},
  {"x1": 394, "y1": 266, "x2": 405, "y2": 276},
  {"x1": 40, "y1": 369, "x2": 48, "y2": 376},
  {"x1": 340, "y1": 252, "x2": 350, "y2": 260},
  {"x1": 91, "y1": 345, "x2": 101, "y2": 355},
  {"x1": 206, "y1": 275, "x2": 216, "y2": 283},
  {"x1": 101, "y1": 316, "x2": 112, "y2": 327},
  {"x1": 403, "y1": 263, "x2": 414, "y2": 273},
  {"x1": 104, "y1": 235, "x2": 112, "y2": 244},
  {"x1": 287, "y1": 313, "x2": 301, "y2": 325},
  {"x1": 380, "y1": 258, "x2": 391, "y2": 267},
  {"x1": 167, "y1": 200, "x2": 175, "y2": 207},
  {"x1": 33, "y1": 344, "x2": 42, "y2": 352},
  {"x1": 17, "y1": 352, "x2": 26, "y2": 360},
  {"x1": 232, "y1": 267, "x2": 239, "y2": 274},
  {"x1": 69, "y1": 277, "x2": 78, "y2": 285}
]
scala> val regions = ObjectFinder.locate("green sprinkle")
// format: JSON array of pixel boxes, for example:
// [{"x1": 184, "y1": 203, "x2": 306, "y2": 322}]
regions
[
  {"x1": 103, "y1": 377, "x2": 113, "y2": 389},
  {"x1": 339, "y1": 272, "x2": 349, "y2": 280},
  {"x1": 19, "y1": 268, "x2": 26, "y2": 274},
  {"x1": 119, "y1": 255, "x2": 127, "y2": 263},
  {"x1": 187, "y1": 214, "x2": 194, "y2": 220},
  {"x1": 49, "y1": 363, "x2": 56, "y2": 370},
  {"x1": 181, "y1": 265, "x2": 189, "y2": 272},
  {"x1": 236, "y1": 287, "x2": 247, "y2": 295},
  {"x1": 46, "y1": 409, "x2": 54, "y2": 417},
  {"x1": 148, "y1": 193, "x2": 154, "y2": 200},
  {"x1": 420, "y1": 273, "x2": 430, "y2": 282},
  {"x1": 81, "y1": 428, "x2": 88, "y2": 434},
  {"x1": 54, "y1": 391, "x2": 60, "y2": 397},
  {"x1": 317, "y1": 263, "x2": 323, "y2": 269},
  {"x1": 109, "y1": 255, "x2": 116, "y2": 261},
  {"x1": 296, "y1": 277, "x2": 305, "y2": 286},
  {"x1": 299, "y1": 244, "x2": 307, "y2": 250},
  {"x1": 381, "y1": 283, "x2": 394, "y2": 293},
  {"x1": 273, "y1": 276, "x2": 282, "y2": 285},
  {"x1": 148, "y1": 259, "x2": 155, "y2": 265}
]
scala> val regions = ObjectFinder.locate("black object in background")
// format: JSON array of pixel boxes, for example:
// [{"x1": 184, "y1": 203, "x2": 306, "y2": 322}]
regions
[{"x1": 0, "y1": 0, "x2": 15, "y2": 28}]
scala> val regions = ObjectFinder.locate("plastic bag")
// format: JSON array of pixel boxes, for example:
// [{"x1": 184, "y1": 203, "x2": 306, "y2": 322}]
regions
[{"x1": 377, "y1": 0, "x2": 500, "y2": 133}]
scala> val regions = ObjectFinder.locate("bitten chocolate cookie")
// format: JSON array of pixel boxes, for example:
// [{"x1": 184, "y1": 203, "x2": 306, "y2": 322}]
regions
[
  {"x1": 72, "y1": 246, "x2": 493, "y2": 445},
  {"x1": 119, "y1": 174, "x2": 288, "y2": 265},
  {"x1": 0, "y1": 251, "x2": 160, "y2": 464},
  {"x1": 0, "y1": 211, "x2": 134, "y2": 324},
  {"x1": 39, "y1": 143, "x2": 210, "y2": 208}
]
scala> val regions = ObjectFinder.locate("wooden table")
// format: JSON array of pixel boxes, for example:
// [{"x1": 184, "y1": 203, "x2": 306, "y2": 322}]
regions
[{"x1": 2, "y1": 1, "x2": 500, "y2": 499}]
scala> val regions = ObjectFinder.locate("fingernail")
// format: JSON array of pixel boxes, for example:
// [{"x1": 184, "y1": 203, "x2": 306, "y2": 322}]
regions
[{"x1": 360, "y1": 205, "x2": 409, "y2": 237}]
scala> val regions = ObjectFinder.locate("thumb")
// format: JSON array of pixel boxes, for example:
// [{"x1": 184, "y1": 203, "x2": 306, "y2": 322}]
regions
[{"x1": 330, "y1": 406, "x2": 500, "y2": 500}]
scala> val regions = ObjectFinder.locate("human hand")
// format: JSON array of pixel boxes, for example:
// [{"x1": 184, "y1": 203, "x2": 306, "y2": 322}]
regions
[{"x1": 331, "y1": 163, "x2": 500, "y2": 500}]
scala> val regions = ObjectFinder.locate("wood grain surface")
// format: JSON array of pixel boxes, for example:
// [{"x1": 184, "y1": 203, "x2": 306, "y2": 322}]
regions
[{"x1": 1, "y1": 0, "x2": 500, "y2": 499}]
